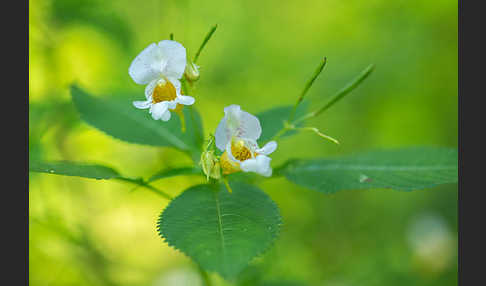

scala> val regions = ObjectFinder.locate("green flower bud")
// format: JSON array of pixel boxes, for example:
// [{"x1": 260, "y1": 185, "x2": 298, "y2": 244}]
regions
[
  {"x1": 200, "y1": 150, "x2": 221, "y2": 180},
  {"x1": 184, "y1": 62, "x2": 200, "y2": 82}
]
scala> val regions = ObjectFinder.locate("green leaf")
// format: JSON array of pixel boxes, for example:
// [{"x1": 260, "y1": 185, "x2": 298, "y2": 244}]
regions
[
  {"x1": 70, "y1": 85, "x2": 203, "y2": 155},
  {"x1": 29, "y1": 160, "x2": 174, "y2": 199},
  {"x1": 148, "y1": 166, "x2": 203, "y2": 182},
  {"x1": 29, "y1": 160, "x2": 121, "y2": 180},
  {"x1": 257, "y1": 101, "x2": 308, "y2": 143},
  {"x1": 278, "y1": 147, "x2": 458, "y2": 193},
  {"x1": 158, "y1": 182, "x2": 282, "y2": 279}
]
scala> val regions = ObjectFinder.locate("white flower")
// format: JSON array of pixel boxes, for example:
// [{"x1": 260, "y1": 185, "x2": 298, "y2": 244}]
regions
[
  {"x1": 215, "y1": 105, "x2": 277, "y2": 177},
  {"x1": 129, "y1": 40, "x2": 195, "y2": 121}
]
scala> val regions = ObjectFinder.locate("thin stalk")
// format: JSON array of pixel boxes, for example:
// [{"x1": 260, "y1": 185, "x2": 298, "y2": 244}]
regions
[
  {"x1": 270, "y1": 119, "x2": 295, "y2": 142},
  {"x1": 271, "y1": 127, "x2": 289, "y2": 142},
  {"x1": 222, "y1": 177, "x2": 233, "y2": 193},
  {"x1": 193, "y1": 24, "x2": 218, "y2": 63},
  {"x1": 271, "y1": 64, "x2": 374, "y2": 143},
  {"x1": 297, "y1": 127, "x2": 339, "y2": 144},
  {"x1": 178, "y1": 111, "x2": 186, "y2": 133},
  {"x1": 271, "y1": 123, "x2": 339, "y2": 145},
  {"x1": 289, "y1": 57, "x2": 327, "y2": 121}
]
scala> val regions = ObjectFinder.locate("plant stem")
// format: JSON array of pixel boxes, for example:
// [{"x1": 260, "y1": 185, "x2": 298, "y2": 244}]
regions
[
  {"x1": 222, "y1": 177, "x2": 233, "y2": 193},
  {"x1": 288, "y1": 57, "x2": 327, "y2": 122},
  {"x1": 193, "y1": 24, "x2": 218, "y2": 63},
  {"x1": 270, "y1": 123, "x2": 291, "y2": 142},
  {"x1": 272, "y1": 64, "x2": 374, "y2": 143}
]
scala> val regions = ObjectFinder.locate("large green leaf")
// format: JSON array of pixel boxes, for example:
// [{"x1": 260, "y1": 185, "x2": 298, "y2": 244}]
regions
[
  {"x1": 158, "y1": 182, "x2": 282, "y2": 279},
  {"x1": 257, "y1": 101, "x2": 308, "y2": 143},
  {"x1": 71, "y1": 85, "x2": 203, "y2": 155},
  {"x1": 278, "y1": 147, "x2": 458, "y2": 193},
  {"x1": 29, "y1": 160, "x2": 121, "y2": 180}
]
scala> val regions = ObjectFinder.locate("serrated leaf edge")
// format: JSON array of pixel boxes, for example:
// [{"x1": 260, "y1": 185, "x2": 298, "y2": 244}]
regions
[{"x1": 155, "y1": 183, "x2": 282, "y2": 279}]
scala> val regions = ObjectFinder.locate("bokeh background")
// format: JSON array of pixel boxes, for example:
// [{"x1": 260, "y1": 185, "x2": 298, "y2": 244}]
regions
[{"x1": 29, "y1": 0, "x2": 458, "y2": 285}]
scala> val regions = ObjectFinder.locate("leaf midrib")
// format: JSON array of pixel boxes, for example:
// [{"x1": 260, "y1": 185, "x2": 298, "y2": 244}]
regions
[{"x1": 213, "y1": 191, "x2": 227, "y2": 270}]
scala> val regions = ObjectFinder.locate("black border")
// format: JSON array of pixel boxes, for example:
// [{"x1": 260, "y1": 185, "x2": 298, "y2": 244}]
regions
[{"x1": 458, "y1": 0, "x2": 484, "y2": 285}]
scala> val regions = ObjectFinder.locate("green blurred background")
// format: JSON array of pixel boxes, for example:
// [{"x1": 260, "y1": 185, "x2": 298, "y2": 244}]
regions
[{"x1": 29, "y1": 0, "x2": 457, "y2": 285}]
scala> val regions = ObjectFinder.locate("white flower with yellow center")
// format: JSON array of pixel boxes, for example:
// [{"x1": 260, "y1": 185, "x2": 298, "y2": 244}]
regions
[
  {"x1": 129, "y1": 40, "x2": 195, "y2": 121},
  {"x1": 215, "y1": 105, "x2": 277, "y2": 177}
]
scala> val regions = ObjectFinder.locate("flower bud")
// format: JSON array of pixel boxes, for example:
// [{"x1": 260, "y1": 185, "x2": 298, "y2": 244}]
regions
[
  {"x1": 184, "y1": 62, "x2": 200, "y2": 82},
  {"x1": 200, "y1": 150, "x2": 221, "y2": 180}
]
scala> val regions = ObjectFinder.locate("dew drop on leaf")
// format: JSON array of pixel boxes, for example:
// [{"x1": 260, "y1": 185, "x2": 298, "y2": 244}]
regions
[{"x1": 359, "y1": 174, "x2": 369, "y2": 183}]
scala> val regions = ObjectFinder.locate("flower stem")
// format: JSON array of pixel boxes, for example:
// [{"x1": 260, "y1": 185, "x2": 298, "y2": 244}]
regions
[
  {"x1": 270, "y1": 121, "x2": 293, "y2": 142},
  {"x1": 222, "y1": 177, "x2": 233, "y2": 193},
  {"x1": 297, "y1": 127, "x2": 339, "y2": 144},
  {"x1": 193, "y1": 24, "x2": 218, "y2": 63},
  {"x1": 289, "y1": 57, "x2": 327, "y2": 122},
  {"x1": 179, "y1": 111, "x2": 186, "y2": 133}
]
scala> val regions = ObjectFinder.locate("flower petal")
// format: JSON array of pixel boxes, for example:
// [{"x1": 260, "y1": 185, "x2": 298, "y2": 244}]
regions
[
  {"x1": 129, "y1": 43, "x2": 163, "y2": 84},
  {"x1": 215, "y1": 105, "x2": 262, "y2": 151},
  {"x1": 160, "y1": 110, "x2": 172, "y2": 121},
  {"x1": 215, "y1": 117, "x2": 231, "y2": 151},
  {"x1": 240, "y1": 155, "x2": 272, "y2": 177},
  {"x1": 150, "y1": 102, "x2": 169, "y2": 120},
  {"x1": 226, "y1": 105, "x2": 262, "y2": 141},
  {"x1": 256, "y1": 141, "x2": 277, "y2": 155},
  {"x1": 158, "y1": 40, "x2": 187, "y2": 79},
  {"x1": 133, "y1": 100, "x2": 151, "y2": 109},
  {"x1": 177, "y1": 95, "x2": 195, "y2": 106},
  {"x1": 145, "y1": 79, "x2": 159, "y2": 100},
  {"x1": 167, "y1": 100, "x2": 178, "y2": 110}
]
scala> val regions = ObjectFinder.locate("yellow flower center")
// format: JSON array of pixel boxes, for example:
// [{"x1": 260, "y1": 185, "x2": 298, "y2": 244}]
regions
[
  {"x1": 231, "y1": 140, "x2": 253, "y2": 161},
  {"x1": 152, "y1": 79, "x2": 184, "y2": 114},
  {"x1": 220, "y1": 139, "x2": 257, "y2": 175},
  {"x1": 152, "y1": 80, "x2": 177, "y2": 104}
]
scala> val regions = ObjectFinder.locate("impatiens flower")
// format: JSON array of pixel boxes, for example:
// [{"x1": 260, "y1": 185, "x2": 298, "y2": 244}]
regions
[
  {"x1": 129, "y1": 40, "x2": 195, "y2": 121},
  {"x1": 215, "y1": 105, "x2": 277, "y2": 177}
]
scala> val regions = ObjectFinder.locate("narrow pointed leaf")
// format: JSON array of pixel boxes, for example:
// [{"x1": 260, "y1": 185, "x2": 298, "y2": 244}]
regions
[
  {"x1": 158, "y1": 182, "x2": 282, "y2": 279},
  {"x1": 278, "y1": 147, "x2": 457, "y2": 193}
]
